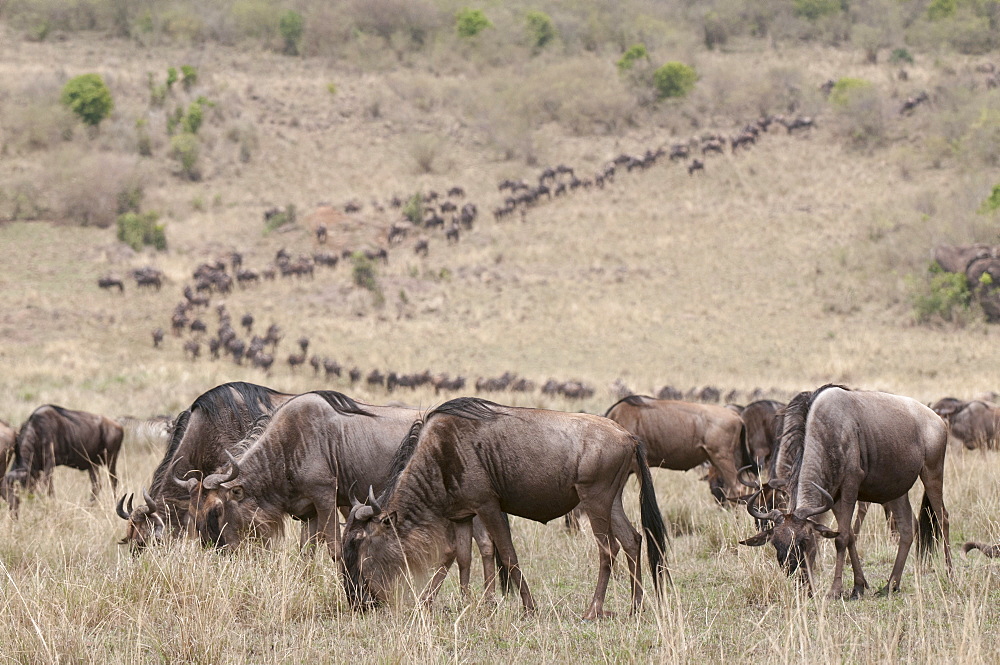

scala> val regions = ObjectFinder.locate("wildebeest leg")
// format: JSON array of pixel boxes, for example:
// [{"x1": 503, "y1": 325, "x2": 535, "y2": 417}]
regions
[
  {"x1": 564, "y1": 506, "x2": 582, "y2": 532},
  {"x1": 609, "y1": 494, "x2": 643, "y2": 614},
  {"x1": 453, "y1": 518, "x2": 473, "y2": 599},
  {"x1": 852, "y1": 502, "x2": 869, "y2": 536},
  {"x1": 878, "y1": 495, "x2": 914, "y2": 595},
  {"x1": 701, "y1": 437, "x2": 741, "y2": 501},
  {"x1": 579, "y1": 495, "x2": 617, "y2": 620},
  {"x1": 299, "y1": 518, "x2": 318, "y2": 551},
  {"x1": 827, "y1": 500, "x2": 857, "y2": 599},
  {"x1": 421, "y1": 526, "x2": 458, "y2": 606},
  {"x1": 316, "y1": 504, "x2": 342, "y2": 560},
  {"x1": 476, "y1": 505, "x2": 535, "y2": 613},
  {"x1": 87, "y1": 466, "x2": 101, "y2": 502},
  {"x1": 44, "y1": 439, "x2": 56, "y2": 497},
  {"x1": 473, "y1": 517, "x2": 497, "y2": 601}
]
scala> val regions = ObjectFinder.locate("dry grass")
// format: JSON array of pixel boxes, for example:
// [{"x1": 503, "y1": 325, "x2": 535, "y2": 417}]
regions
[{"x1": 1, "y1": 16, "x2": 1000, "y2": 664}]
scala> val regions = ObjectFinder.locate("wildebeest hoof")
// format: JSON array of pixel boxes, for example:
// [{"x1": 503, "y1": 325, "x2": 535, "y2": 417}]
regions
[
  {"x1": 875, "y1": 584, "x2": 898, "y2": 597},
  {"x1": 849, "y1": 586, "x2": 865, "y2": 600},
  {"x1": 581, "y1": 610, "x2": 616, "y2": 621}
]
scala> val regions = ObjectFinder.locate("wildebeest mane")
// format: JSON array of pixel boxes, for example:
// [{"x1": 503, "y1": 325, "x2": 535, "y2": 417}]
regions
[
  {"x1": 150, "y1": 409, "x2": 191, "y2": 486},
  {"x1": 376, "y1": 418, "x2": 425, "y2": 504},
  {"x1": 603, "y1": 394, "x2": 652, "y2": 417},
  {"x1": 428, "y1": 397, "x2": 505, "y2": 422},
  {"x1": 307, "y1": 390, "x2": 375, "y2": 418},
  {"x1": 49, "y1": 405, "x2": 86, "y2": 426},
  {"x1": 771, "y1": 384, "x2": 849, "y2": 493},
  {"x1": 190, "y1": 381, "x2": 285, "y2": 425}
]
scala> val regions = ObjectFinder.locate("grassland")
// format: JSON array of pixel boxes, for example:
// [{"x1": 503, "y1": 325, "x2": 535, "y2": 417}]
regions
[{"x1": 1, "y1": 3, "x2": 1000, "y2": 662}]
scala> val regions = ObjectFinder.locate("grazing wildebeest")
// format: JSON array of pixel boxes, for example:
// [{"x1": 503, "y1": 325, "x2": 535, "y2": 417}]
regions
[
  {"x1": 98, "y1": 275, "x2": 124, "y2": 292},
  {"x1": 604, "y1": 395, "x2": 747, "y2": 502},
  {"x1": 740, "y1": 385, "x2": 951, "y2": 598},
  {"x1": 116, "y1": 382, "x2": 295, "y2": 554},
  {"x1": 341, "y1": 398, "x2": 669, "y2": 619},
  {"x1": 741, "y1": 399, "x2": 785, "y2": 466},
  {"x1": 181, "y1": 391, "x2": 497, "y2": 596},
  {"x1": 931, "y1": 398, "x2": 999, "y2": 449},
  {"x1": 0, "y1": 420, "x2": 16, "y2": 473},
  {"x1": 151, "y1": 328, "x2": 164, "y2": 348},
  {"x1": 2, "y1": 406, "x2": 123, "y2": 514}
]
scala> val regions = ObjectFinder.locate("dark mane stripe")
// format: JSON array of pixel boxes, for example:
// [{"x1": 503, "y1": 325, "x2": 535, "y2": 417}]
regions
[
  {"x1": 150, "y1": 409, "x2": 191, "y2": 488},
  {"x1": 306, "y1": 390, "x2": 375, "y2": 418},
  {"x1": 191, "y1": 382, "x2": 286, "y2": 424},
  {"x1": 377, "y1": 417, "x2": 425, "y2": 504},
  {"x1": 427, "y1": 397, "x2": 504, "y2": 422},
  {"x1": 50, "y1": 405, "x2": 85, "y2": 425},
  {"x1": 603, "y1": 394, "x2": 651, "y2": 417},
  {"x1": 772, "y1": 384, "x2": 848, "y2": 489}
]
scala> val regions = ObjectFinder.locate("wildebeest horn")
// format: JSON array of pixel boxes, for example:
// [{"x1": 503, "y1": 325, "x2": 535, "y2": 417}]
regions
[
  {"x1": 350, "y1": 494, "x2": 361, "y2": 509},
  {"x1": 745, "y1": 488, "x2": 783, "y2": 524},
  {"x1": 116, "y1": 493, "x2": 132, "y2": 520},
  {"x1": 171, "y1": 459, "x2": 201, "y2": 492},
  {"x1": 737, "y1": 464, "x2": 760, "y2": 489},
  {"x1": 142, "y1": 487, "x2": 157, "y2": 515},
  {"x1": 203, "y1": 451, "x2": 241, "y2": 490},
  {"x1": 803, "y1": 482, "x2": 835, "y2": 519},
  {"x1": 367, "y1": 486, "x2": 382, "y2": 515}
]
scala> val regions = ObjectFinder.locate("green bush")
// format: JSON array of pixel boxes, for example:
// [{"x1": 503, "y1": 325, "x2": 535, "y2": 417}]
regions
[
  {"x1": 911, "y1": 265, "x2": 972, "y2": 323},
  {"x1": 181, "y1": 65, "x2": 198, "y2": 91},
  {"x1": 981, "y1": 184, "x2": 1000, "y2": 214},
  {"x1": 279, "y1": 10, "x2": 304, "y2": 55},
  {"x1": 183, "y1": 100, "x2": 204, "y2": 134},
  {"x1": 927, "y1": 0, "x2": 957, "y2": 20},
  {"x1": 456, "y1": 8, "x2": 491, "y2": 38},
  {"x1": 166, "y1": 67, "x2": 178, "y2": 91},
  {"x1": 117, "y1": 211, "x2": 166, "y2": 251},
  {"x1": 653, "y1": 62, "x2": 697, "y2": 99},
  {"x1": 617, "y1": 43, "x2": 649, "y2": 72},
  {"x1": 793, "y1": 0, "x2": 842, "y2": 21},
  {"x1": 170, "y1": 133, "x2": 201, "y2": 180},
  {"x1": 402, "y1": 193, "x2": 424, "y2": 225},
  {"x1": 525, "y1": 10, "x2": 556, "y2": 50},
  {"x1": 60, "y1": 74, "x2": 113, "y2": 128},
  {"x1": 889, "y1": 47, "x2": 914, "y2": 65},
  {"x1": 829, "y1": 77, "x2": 872, "y2": 106},
  {"x1": 264, "y1": 204, "x2": 296, "y2": 233},
  {"x1": 351, "y1": 252, "x2": 384, "y2": 306}
]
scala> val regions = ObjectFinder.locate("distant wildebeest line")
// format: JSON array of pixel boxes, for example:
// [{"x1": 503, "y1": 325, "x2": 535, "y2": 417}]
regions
[
  {"x1": 180, "y1": 391, "x2": 499, "y2": 598},
  {"x1": 2, "y1": 405, "x2": 123, "y2": 516},
  {"x1": 341, "y1": 397, "x2": 669, "y2": 620},
  {"x1": 117, "y1": 381, "x2": 296, "y2": 554},
  {"x1": 740, "y1": 385, "x2": 951, "y2": 598}
]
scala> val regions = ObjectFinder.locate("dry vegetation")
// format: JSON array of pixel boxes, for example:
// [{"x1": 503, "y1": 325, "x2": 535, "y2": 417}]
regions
[{"x1": 1, "y1": 0, "x2": 1000, "y2": 661}]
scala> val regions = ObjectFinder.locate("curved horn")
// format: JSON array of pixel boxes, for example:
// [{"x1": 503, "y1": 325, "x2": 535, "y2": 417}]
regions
[
  {"x1": 803, "y1": 482, "x2": 835, "y2": 519},
  {"x1": 142, "y1": 487, "x2": 158, "y2": 515},
  {"x1": 351, "y1": 494, "x2": 362, "y2": 509},
  {"x1": 367, "y1": 486, "x2": 382, "y2": 515},
  {"x1": 116, "y1": 493, "x2": 132, "y2": 520},
  {"x1": 744, "y1": 488, "x2": 782, "y2": 524},
  {"x1": 203, "y1": 451, "x2": 241, "y2": 490},
  {"x1": 171, "y1": 459, "x2": 200, "y2": 492},
  {"x1": 737, "y1": 464, "x2": 760, "y2": 489}
]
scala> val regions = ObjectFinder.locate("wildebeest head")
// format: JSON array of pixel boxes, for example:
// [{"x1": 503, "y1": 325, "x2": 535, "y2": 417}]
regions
[
  {"x1": 739, "y1": 483, "x2": 837, "y2": 583},
  {"x1": 178, "y1": 452, "x2": 274, "y2": 550},
  {"x1": 0, "y1": 471, "x2": 22, "y2": 516},
  {"x1": 341, "y1": 488, "x2": 406, "y2": 611},
  {"x1": 116, "y1": 488, "x2": 165, "y2": 555}
]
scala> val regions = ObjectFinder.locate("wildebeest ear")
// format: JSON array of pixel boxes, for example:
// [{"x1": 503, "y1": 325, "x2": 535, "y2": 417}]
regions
[
  {"x1": 739, "y1": 530, "x2": 772, "y2": 547},
  {"x1": 813, "y1": 523, "x2": 839, "y2": 539},
  {"x1": 227, "y1": 485, "x2": 245, "y2": 501}
]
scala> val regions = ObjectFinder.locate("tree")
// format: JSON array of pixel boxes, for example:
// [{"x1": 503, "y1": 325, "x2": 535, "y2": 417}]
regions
[
  {"x1": 279, "y1": 10, "x2": 304, "y2": 55},
  {"x1": 525, "y1": 11, "x2": 556, "y2": 50},
  {"x1": 61, "y1": 74, "x2": 113, "y2": 127},
  {"x1": 456, "y1": 8, "x2": 491, "y2": 38},
  {"x1": 653, "y1": 62, "x2": 697, "y2": 99}
]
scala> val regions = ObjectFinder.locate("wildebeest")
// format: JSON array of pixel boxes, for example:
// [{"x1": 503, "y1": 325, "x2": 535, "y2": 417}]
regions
[
  {"x1": 98, "y1": 275, "x2": 124, "y2": 292},
  {"x1": 184, "y1": 391, "x2": 500, "y2": 598},
  {"x1": 604, "y1": 395, "x2": 747, "y2": 502},
  {"x1": 740, "y1": 385, "x2": 951, "y2": 598},
  {"x1": 117, "y1": 382, "x2": 295, "y2": 554},
  {"x1": 931, "y1": 398, "x2": 999, "y2": 449},
  {"x1": 0, "y1": 420, "x2": 16, "y2": 473},
  {"x1": 341, "y1": 398, "x2": 669, "y2": 619},
  {"x1": 2, "y1": 406, "x2": 123, "y2": 514}
]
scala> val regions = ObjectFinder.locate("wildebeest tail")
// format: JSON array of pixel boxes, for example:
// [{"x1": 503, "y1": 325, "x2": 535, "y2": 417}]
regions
[
  {"x1": 917, "y1": 491, "x2": 942, "y2": 557},
  {"x1": 635, "y1": 440, "x2": 670, "y2": 591},
  {"x1": 603, "y1": 394, "x2": 652, "y2": 418}
]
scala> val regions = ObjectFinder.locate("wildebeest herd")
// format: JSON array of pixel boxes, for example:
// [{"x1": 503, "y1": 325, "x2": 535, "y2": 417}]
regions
[{"x1": 4, "y1": 379, "x2": 997, "y2": 618}]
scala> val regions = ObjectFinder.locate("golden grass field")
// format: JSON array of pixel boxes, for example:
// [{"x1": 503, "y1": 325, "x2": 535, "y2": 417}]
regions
[{"x1": 2, "y1": 7, "x2": 1000, "y2": 662}]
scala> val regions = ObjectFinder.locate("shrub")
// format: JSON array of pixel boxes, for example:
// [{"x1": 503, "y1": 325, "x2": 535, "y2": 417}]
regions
[
  {"x1": 279, "y1": 10, "x2": 304, "y2": 55},
  {"x1": 181, "y1": 65, "x2": 198, "y2": 91},
  {"x1": 60, "y1": 74, "x2": 113, "y2": 128},
  {"x1": 402, "y1": 193, "x2": 424, "y2": 224},
  {"x1": 169, "y1": 133, "x2": 201, "y2": 180},
  {"x1": 351, "y1": 252, "x2": 384, "y2": 306},
  {"x1": 981, "y1": 184, "x2": 1000, "y2": 214},
  {"x1": 910, "y1": 264, "x2": 972, "y2": 324},
  {"x1": 616, "y1": 43, "x2": 649, "y2": 72},
  {"x1": 183, "y1": 100, "x2": 203, "y2": 134},
  {"x1": 829, "y1": 77, "x2": 872, "y2": 107},
  {"x1": 793, "y1": 0, "x2": 842, "y2": 21},
  {"x1": 456, "y1": 8, "x2": 491, "y2": 38},
  {"x1": 653, "y1": 62, "x2": 697, "y2": 99},
  {"x1": 889, "y1": 47, "x2": 914, "y2": 64},
  {"x1": 263, "y1": 204, "x2": 296, "y2": 233},
  {"x1": 525, "y1": 10, "x2": 556, "y2": 50},
  {"x1": 927, "y1": 0, "x2": 957, "y2": 21},
  {"x1": 117, "y1": 211, "x2": 166, "y2": 251},
  {"x1": 166, "y1": 67, "x2": 178, "y2": 90}
]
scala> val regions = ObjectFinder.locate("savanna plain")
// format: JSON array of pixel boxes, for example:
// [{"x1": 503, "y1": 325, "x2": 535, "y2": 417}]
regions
[{"x1": 1, "y1": 1, "x2": 1000, "y2": 662}]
